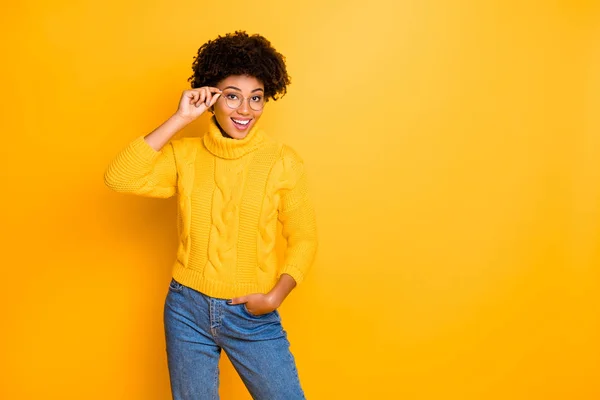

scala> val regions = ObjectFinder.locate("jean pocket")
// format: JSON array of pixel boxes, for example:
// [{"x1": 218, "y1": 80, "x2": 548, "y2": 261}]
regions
[
  {"x1": 242, "y1": 303, "x2": 276, "y2": 319},
  {"x1": 168, "y1": 278, "x2": 184, "y2": 293}
]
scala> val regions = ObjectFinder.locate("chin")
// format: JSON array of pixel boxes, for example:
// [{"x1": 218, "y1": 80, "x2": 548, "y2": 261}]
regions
[
  {"x1": 228, "y1": 130, "x2": 249, "y2": 140},
  {"x1": 227, "y1": 119, "x2": 255, "y2": 139}
]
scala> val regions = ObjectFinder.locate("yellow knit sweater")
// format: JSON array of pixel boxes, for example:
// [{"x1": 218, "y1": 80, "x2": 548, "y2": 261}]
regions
[{"x1": 104, "y1": 117, "x2": 317, "y2": 299}]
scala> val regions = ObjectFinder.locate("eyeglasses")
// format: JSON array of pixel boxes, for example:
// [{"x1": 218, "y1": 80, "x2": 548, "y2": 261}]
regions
[{"x1": 219, "y1": 90, "x2": 265, "y2": 111}]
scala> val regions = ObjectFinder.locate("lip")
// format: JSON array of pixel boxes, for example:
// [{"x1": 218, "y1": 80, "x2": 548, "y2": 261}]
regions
[{"x1": 231, "y1": 117, "x2": 252, "y2": 131}]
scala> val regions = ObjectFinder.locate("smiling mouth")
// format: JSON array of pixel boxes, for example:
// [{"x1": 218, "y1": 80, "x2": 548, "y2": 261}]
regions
[{"x1": 231, "y1": 118, "x2": 252, "y2": 130}]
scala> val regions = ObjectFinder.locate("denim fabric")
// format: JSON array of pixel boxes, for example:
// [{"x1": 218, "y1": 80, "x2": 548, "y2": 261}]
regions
[{"x1": 164, "y1": 277, "x2": 306, "y2": 400}]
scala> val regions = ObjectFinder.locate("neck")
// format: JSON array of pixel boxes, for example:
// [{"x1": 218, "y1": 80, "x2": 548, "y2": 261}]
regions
[{"x1": 215, "y1": 119, "x2": 234, "y2": 139}]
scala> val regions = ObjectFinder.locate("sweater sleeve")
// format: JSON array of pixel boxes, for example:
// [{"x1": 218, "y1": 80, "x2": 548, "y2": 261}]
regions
[
  {"x1": 104, "y1": 135, "x2": 177, "y2": 198},
  {"x1": 277, "y1": 147, "x2": 318, "y2": 285}
]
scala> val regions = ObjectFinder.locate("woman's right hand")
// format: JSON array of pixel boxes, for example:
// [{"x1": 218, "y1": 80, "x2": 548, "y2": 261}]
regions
[{"x1": 175, "y1": 87, "x2": 222, "y2": 122}]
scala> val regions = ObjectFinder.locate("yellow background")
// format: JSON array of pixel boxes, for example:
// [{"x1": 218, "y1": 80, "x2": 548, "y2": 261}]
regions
[{"x1": 2, "y1": 0, "x2": 599, "y2": 399}]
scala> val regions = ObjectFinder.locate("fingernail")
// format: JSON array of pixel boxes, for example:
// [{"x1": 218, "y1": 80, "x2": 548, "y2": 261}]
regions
[{"x1": 226, "y1": 300, "x2": 232, "y2": 305}]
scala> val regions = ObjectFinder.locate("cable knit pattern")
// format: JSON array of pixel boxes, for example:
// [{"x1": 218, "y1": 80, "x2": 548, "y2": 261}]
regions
[
  {"x1": 205, "y1": 156, "x2": 251, "y2": 280},
  {"x1": 104, "y1": 116, "x2": 317, "y2": 299}
]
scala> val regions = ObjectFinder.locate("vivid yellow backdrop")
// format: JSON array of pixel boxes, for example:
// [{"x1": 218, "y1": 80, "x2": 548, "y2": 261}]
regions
[{"x1": 1, "y1": 1, "x2": 599, "y2": 399}]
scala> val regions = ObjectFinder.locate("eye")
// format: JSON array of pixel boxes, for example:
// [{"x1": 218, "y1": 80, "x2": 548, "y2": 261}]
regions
[
  {"x1": 251, "y1": 95, "x2": 263, "y2": 102},
  {"x1": 226, "y1": 93, "x2": 239, "y2": 100}
]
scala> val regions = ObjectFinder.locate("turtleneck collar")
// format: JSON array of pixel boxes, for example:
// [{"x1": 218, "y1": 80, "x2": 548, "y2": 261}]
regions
[{"x1": 203, "y1": 116, "x2": 265, "y2": 159}]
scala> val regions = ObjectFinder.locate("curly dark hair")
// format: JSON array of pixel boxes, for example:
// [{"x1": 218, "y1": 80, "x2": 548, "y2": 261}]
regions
[{"x1": 188, "y1": 31, "x2": 291, "y2": 101}]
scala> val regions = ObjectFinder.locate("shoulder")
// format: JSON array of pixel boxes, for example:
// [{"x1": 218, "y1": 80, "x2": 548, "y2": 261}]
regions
[
  {"x1": 171, "y1": 136, "x2": 203, "y2": 148},
  {"x1": 257, "y1": 134, "x2": 304, "y2": 166},
  {"x1": 269, "y1": 141, "x2": 306, "y2": 186},
  {"x1": 169, "y1": 136, "x2": 203, "y2": 156},
  {"x1": 278, "y1": 143, "x2": 305, "y2": 166}
]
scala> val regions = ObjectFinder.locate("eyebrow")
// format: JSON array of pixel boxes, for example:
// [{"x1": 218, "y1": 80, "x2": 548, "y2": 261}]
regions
[{"x1": 223, "y1": 86, "x2": 264, "y2": 93}]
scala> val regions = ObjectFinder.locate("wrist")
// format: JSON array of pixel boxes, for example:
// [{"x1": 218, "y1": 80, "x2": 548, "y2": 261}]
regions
[
  {"x1": 267, "y1": 290, "x2": 284, "y2": 308},
  {"x1": 172, "y1": 112, "x2": 194, "y2": 126}
]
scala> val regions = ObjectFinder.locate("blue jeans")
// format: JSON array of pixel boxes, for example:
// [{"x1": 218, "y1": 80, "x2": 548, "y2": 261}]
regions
[{"x1": 163, "y1": 278, "x2": 306, "y2": 400}]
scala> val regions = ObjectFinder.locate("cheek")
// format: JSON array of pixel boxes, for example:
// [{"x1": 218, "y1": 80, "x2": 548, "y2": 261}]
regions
[
  {"x1": 214, "y1": 102, "x2": 230, "y2": 117},
  {"x1": 214, "y1": 106, "x2": 233, "y2": 126},
  {"x1": 253, "y1": 110, "x2": 264, "y2": 120}
]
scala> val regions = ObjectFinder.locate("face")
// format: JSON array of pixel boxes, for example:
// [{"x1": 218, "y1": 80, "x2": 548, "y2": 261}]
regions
[{"x1": 213, "y1": 75, "x2": 265, "y2": 140}]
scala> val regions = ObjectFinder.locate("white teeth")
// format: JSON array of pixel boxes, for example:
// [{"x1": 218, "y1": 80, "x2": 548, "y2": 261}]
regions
[{"x1": 233, "y1": 119, "x2": 250, "y2": 125}]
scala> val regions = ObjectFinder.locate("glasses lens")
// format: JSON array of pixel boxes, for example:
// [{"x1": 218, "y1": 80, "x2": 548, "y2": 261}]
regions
[
  {"x1": 249, "y1": 96, "x2": 264, "y2": 111},
  {"x1": 223, "y1": 91, "x2": 242, "y2": 109}
]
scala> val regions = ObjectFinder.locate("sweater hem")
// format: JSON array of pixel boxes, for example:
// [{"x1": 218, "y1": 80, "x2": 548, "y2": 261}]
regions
[{"x1": 172, "y1": 262, "x2": 276, "y2": 299}]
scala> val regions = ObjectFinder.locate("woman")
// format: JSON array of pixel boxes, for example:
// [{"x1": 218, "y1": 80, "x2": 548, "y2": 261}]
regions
[{"x1": 104, "y1": 31, "x2": 317, "y2": 399}]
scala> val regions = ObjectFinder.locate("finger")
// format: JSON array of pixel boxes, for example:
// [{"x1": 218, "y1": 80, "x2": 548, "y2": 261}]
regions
[
  {"x1": 205, "y1": 89, "x2": 213, "y2": 106},
  {"x1": 228, "y1": 296, "x2": 247, "y2": 305},
  {"x1": 188, "y1": 91, "x2": 198, "y2": 104},
  {"x1": 196, "y1": 90, "x2": 207, "y2": 108},
  {"x1": 189, "y1": 93, "x2": 200, "y2": 108},
  {"x1": 208, "y1": 93, "x2": 221, "y2": 108}
]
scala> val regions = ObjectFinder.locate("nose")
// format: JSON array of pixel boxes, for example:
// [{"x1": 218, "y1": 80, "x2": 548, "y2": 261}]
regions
[{"x1": 237, "y1": 98, "x2": 250, "y2": 115}]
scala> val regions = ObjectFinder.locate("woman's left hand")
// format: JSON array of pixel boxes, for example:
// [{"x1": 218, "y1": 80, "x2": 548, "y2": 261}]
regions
[{"x1": 229, "y1": 293, "x2": 280, "y2": 316}]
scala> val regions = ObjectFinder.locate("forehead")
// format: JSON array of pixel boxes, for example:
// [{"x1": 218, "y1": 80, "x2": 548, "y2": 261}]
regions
[{"x1": 218, "y1": 75, "x2": 264, "y2": 91}]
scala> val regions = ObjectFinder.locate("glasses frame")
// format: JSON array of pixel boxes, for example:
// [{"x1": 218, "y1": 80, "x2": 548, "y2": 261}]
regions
[{"x1": 218, "y1": 90, "x2": 265, "y2": 111}]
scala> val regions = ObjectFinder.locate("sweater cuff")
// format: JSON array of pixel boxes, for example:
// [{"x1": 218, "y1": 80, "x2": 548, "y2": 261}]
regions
[
  {"x1": 128, "y1": 135, "x2": 162, "y2": 162},
  {"x1": 279, "y1": 265, "x2": 306, "y2": 285}
]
